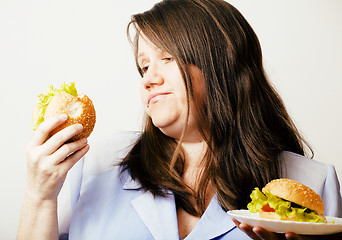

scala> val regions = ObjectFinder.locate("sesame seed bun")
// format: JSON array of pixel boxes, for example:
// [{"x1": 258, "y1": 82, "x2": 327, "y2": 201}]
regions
[
  {"x1": 262, "y1": 178, "x2": 324, "y2": 216},
  {"x1": 42, "y1": 91, "x2": 96, "y2": 141}
]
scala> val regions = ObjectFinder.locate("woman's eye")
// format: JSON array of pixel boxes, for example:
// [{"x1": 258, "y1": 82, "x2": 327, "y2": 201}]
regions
[
  {"x1": 162, "y1": 57, "x2": 174, "y2": 63},
  {"x1": 141, "y1": 65, "x2": 149, "y2": 74}
]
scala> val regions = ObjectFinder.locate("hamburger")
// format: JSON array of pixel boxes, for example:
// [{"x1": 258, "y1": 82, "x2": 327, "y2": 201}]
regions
[
  {"x1": 247, "y1": 178, "x2": 326, "y2": 223},
  {"x1": 32, "y1": 82, "x2": 96, "y2": 141}
]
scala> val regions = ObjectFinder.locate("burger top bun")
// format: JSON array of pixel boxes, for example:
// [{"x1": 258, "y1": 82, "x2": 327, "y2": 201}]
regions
[{"x1": 262, "y1": 178, "x2": 324, "y2": 216}]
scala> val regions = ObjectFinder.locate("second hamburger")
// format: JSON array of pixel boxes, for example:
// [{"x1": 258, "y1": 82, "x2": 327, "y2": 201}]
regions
[{"x1": 247, "y1": 178, "x2": 326, "y2": 223}]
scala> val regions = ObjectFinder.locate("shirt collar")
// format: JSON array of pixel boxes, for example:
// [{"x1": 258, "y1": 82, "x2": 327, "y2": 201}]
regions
[
  {"x1": 123, "y1": 175, "x2": 236, "y2": 239},
  {"x1": 122, "y1": 173, "x2": 141, "y2": 190},
  {"x1": 184, "y1": 194, "x2": 236, "y2": 240}
]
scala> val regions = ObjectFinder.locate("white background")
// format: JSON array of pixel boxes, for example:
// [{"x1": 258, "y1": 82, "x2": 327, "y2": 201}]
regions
[{"x1": 1, "y1": 0, "x2": 341, "y2": 238}]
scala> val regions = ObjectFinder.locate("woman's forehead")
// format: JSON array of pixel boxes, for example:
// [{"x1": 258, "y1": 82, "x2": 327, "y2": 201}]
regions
[{"x1": 137, "y1": 34, "x2": 167, "y2": 57}]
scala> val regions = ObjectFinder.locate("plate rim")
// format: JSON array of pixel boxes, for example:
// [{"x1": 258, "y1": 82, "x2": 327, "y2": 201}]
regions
[{"x1": 227, "y1": 209, "x2": 342, "y2": 235}]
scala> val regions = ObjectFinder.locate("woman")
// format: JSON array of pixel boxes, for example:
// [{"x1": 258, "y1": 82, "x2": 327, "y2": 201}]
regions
[{"x1": 17, "y1": 0, "x2": 342, "y2": 239}]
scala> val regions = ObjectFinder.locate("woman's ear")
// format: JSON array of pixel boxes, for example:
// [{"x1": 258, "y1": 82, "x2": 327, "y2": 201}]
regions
[{"x1": 189, "y1": 65, "x2": 206, "y2": 101}]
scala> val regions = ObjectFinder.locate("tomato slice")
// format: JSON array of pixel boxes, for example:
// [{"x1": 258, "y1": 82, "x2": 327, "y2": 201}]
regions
[{"x1": 261, "y1": 204, "x2": 275, "y2": 212}]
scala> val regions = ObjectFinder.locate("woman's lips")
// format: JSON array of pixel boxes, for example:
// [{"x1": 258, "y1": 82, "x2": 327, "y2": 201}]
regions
[{"x1": 147, "y1": 92, "x2": 170, "y2": 105}]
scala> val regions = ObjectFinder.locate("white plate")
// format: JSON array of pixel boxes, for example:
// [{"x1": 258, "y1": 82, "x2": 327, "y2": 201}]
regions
[{"x1": 227, "y1": 210, "x2": 342, "y2": 235}]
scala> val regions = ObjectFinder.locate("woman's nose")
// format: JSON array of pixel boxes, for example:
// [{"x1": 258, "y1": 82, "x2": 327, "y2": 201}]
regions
[{"x1": 142, "y1": 65, "x2": 164, "y2": 89}]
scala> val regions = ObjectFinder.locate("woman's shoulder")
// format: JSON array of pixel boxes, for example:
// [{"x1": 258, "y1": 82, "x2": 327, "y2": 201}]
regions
[
  {"x1": 279, "y1": 151, "x2": 327, "y2": 170},
  {"x1": 82, "y1": 131, "x2": 141, "y2": 176},
  {"x1": 279, "y1": 151, "x2": 342, "y2": 217},
  {"x1": 279, "y1": 151, "x2": 333, "y2": 195}
]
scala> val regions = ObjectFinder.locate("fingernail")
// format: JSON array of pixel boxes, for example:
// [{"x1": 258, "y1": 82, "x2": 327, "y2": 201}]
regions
[
  {"x1": 77, "y1": 124, "x2": 83, "y2": 130},
  {"x1": 60, "y1": 114, "x2": 68, "y2": 120}
]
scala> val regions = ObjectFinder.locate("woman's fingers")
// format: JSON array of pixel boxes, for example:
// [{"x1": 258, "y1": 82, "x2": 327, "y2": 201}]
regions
[
  {"x1": 50, "y1": 138, "x2": 88, "y2": 165},
  {"x1": 25, "y1": 114, "x2": 90, "y2": 201},
  {"x1": 232, "y1": 218, "x2": 288, "y2": 240},
  {"x1": 29, "y1": 114, "x2": 68, "y2": 147},
  {"x1": 59, "y1": 144, "x2": 90, "y2": 172},
  {"x1": 42, "y1": 123, "x2": 84, "y2": 155},
  {"x1": 25, "y1": 139, "x2": 89, "y2": 201},
  {"x1": 284, "y1": 232, "x2": 301, "y2": 240},
  {"x1": 232, "y1": 218, "x2": 262, "y2": 240},
  {"x1": 253, "y1": 226, "x2": 287, "y2": 240}
]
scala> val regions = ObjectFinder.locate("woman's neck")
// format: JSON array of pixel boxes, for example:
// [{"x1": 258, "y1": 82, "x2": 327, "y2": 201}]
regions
[
  {"x1": 176, "y1": 140, "x2": 215, "y2": 239},
  {"x1": 180, "y1": 140, "x2": 207, "y2": 188},
  {"x1": 182, "y1": 140, "x2": 206, "y2": 167}
]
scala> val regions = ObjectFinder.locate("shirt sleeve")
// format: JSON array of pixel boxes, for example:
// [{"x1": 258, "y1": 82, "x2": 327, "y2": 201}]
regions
[
  {"x1": 56, "y1": 131, "x2": 140, "y2": 237},
  {"x1": 57, "y1": 157, "x2": 84, "y2": 236},
  {"x1": 280, "y1": 151, "x2": 342, "y2": 218},
  {"x1": 321, "y1": 164, "x2": 342, "y2": 217}
]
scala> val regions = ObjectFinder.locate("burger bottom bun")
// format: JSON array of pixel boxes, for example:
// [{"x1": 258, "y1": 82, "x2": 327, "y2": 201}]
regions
[
  {"x1": 259, "y1": 210, "x2": 327, "y2": 223},
  {"x1": 44, "y1": 91, "x2": 96, "y2": 141},
  {"x1": 259, "y1": 210, "x2": 296, "y2": 221}
]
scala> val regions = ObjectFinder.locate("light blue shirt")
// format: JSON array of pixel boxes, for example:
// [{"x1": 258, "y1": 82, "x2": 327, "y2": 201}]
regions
[{"x1": 58, "y1": 132, "x2": 342, "y2": 240}]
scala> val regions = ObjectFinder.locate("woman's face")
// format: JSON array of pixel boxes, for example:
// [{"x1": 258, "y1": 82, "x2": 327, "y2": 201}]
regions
[{"x1": 137, "y1": 35, "x2": 203, "y2": 141}]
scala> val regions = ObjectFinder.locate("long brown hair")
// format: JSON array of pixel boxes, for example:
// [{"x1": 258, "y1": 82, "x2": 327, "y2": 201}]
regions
[{"x1": 120, "y1": 0, "x2": 312, "y2": 216}]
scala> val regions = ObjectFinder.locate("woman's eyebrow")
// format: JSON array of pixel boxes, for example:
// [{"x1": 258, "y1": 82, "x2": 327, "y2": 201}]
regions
[
  {"x1": 137, "y1": 53, "x2": 144, "y2": 61},
  {"x1": 137, "y1": 52, "x2": 147, "y2": 64},
  {"x1": 137, "y1": 52, "x2": 145, "y2": 59}
]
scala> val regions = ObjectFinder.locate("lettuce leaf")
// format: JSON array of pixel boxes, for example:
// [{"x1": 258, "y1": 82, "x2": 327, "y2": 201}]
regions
[
  {"x1": 31, "y1": 82, "x2": 78, "y2": 130},
  {"x1": 247, "y1": 187, "x2": 325, "y2": 223}
]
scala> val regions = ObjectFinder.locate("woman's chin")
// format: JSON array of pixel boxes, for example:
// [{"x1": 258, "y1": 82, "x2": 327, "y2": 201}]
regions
[
  {"x1": 155, "y1": 122, "x2": 203, "y2": 143},
  {"x1": 151, "y1": 119, "x2": 182, "y2": 139}
]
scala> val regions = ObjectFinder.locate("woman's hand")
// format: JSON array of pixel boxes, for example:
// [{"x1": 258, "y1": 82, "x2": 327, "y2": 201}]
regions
[
  {"x1": 17, "y1": 114, "x2": 90, "y2": 240},
  {"x1": 25, "y1": 114, "x2": 90, "y2": 201},
  {"x1": 232, "y1": 218, "x2": 287, "y2": 240},
  {"x1": 232, "y1": 218, "x2": 342, "y2": 240}
]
